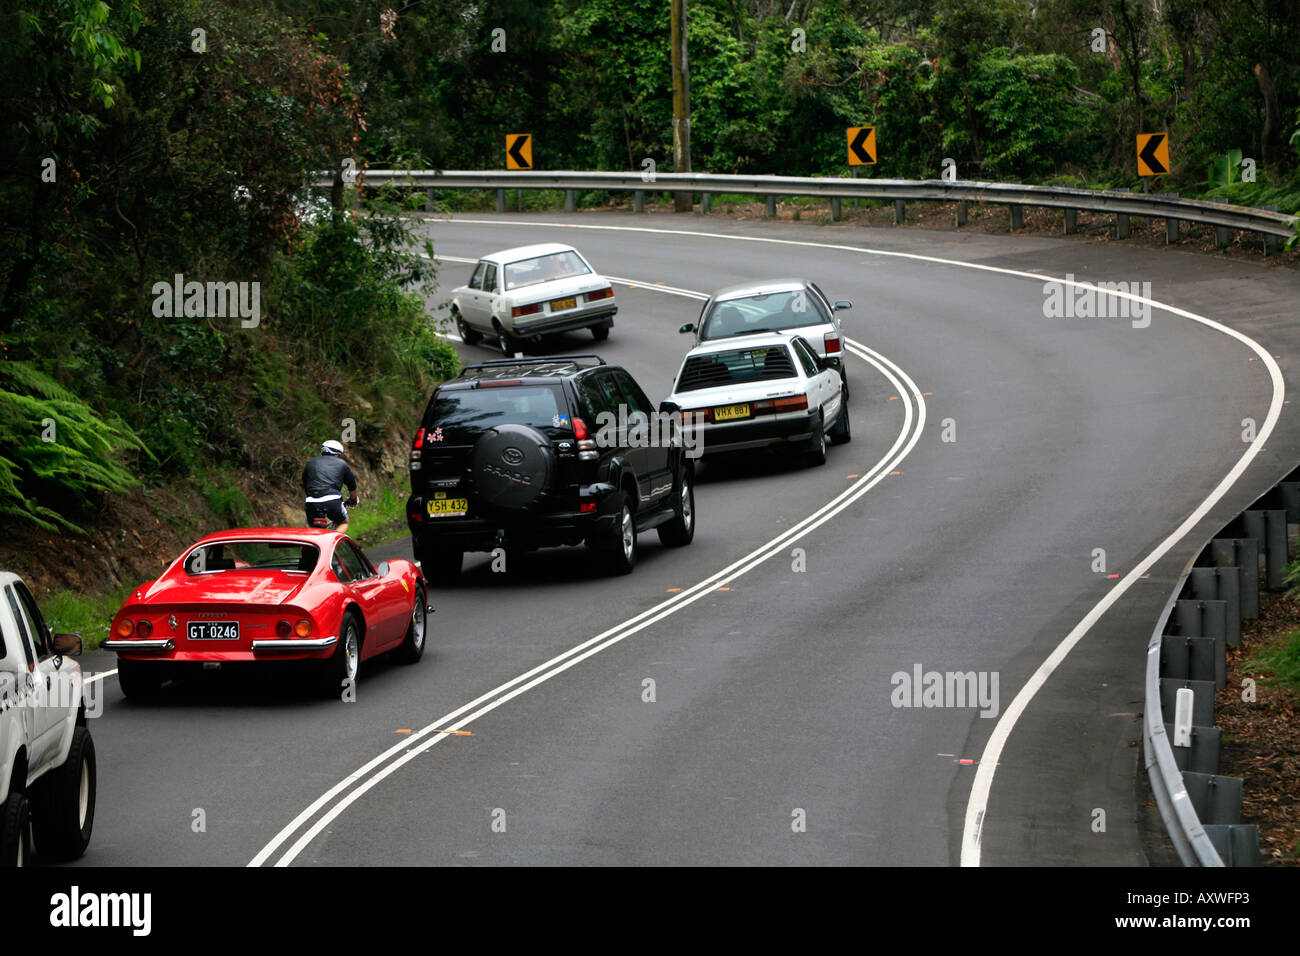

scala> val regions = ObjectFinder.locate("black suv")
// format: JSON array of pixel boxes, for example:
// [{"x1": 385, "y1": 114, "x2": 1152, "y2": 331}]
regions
[{"x1": 407, "y1": 355, "x2": 695, "y2": 580}]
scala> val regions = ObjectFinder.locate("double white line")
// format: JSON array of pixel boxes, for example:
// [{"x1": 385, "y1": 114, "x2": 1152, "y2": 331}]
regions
[{"x1": 249, "y1": 315, "x2": 926, "y2": 867}]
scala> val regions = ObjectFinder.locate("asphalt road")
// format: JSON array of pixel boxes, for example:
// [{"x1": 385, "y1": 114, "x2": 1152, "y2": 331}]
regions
[{"x1": 73, "y1": 212, "x2": 1300, "y2": 866}]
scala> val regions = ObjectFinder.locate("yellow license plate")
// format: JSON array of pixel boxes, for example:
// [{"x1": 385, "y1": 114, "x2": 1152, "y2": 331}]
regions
[
  {"x1": 426, "y1": 498, "x2": 468, "y2": 517},
  {"x1": 713, "y1": 403, "x2": 751, "y2": 422},
  {"x1": 550, "y1": 297, "x2": 577, "y2": 311}
]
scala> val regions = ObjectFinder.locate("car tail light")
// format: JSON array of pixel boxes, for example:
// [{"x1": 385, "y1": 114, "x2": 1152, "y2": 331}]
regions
[
  {"x1": 511, "y1": 304, "x2": 540, "y2": 317},
  {"x1": 276, "y1": 620, "x2": 292, "y2": 637},
  {"x1": 294, "y1": 620, "x2": 312, "y2": 637},
  {"x1": 479, "y1": 379, "x2": 523, "y2": 387},
  {"x1": 413, "y1": 427, "x2": 426, "y2": 449},
  {"x1": 773, "y1": 395, "x2": 809, "y2": 411},
  {"x1": 588, "y1": 287, "x2": 613, "y2": 301},
  {"x1": 824, "y1": 332, "x2": 842, "y2": 354},
  {"x1": 115, "y1": 619, "x2": 134, "y2": 637},
  {"x1": 411, "y1": 427, "x2": 425, "y2": 468},
  {"x1": 136, "y1": 619, "x2": 153, "y2": 638},
  {"x1": 579, "y1": 502, "x2": 597, "y2": 513},
  {"x1": 681, "y1": 408, "x2": 714, "y2": 424},
  {"x1": 573, "y1": 417, "x2": 589, "y2": 439}
]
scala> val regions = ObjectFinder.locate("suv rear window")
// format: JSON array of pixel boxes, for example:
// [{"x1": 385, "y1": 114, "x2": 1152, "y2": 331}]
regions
[
  {"x1": 425, "y1": 385, "x2": 569, "y2": 442},
  {"x1": 700, "y1": 290, "x2": 830, "y2": 340},
  {"x1": 676, "y1": 345, "x2": 798, "y2": 392}
]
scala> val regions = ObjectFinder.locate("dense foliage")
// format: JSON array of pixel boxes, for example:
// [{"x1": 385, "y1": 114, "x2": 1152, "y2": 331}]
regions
[{"x1": 2, "y1": 0, "x2": 1297, "y2": 530}]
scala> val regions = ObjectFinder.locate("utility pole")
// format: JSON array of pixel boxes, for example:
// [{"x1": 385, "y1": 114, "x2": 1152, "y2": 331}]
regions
[{"x1": 671, "y1": 0, "x2": 692, "y2": 212}]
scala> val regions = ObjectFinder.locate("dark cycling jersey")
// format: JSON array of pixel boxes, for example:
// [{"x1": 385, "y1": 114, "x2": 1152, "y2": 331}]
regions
[{"x1": 302, "y1": 455, "x2": 357, "y2": 499}]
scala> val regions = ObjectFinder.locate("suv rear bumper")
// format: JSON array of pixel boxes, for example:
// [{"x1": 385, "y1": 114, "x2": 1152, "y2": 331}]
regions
[{"x1": 407, "y1": 489, "x2": 620, "y2": 552}]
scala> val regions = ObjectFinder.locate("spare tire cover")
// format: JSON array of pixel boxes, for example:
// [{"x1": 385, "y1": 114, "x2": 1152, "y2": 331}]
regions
[{"x1": 471, "y1": 423, "x2": 554, "y2": 510}]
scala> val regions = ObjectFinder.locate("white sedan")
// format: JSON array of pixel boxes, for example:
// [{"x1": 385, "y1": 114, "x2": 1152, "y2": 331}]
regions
[
  {"x1": 663, "y1": 332, "x2": 850, "y2": 466},
  {"x1": 451, "y1": 243, "x2": 617, "y2": 353}
]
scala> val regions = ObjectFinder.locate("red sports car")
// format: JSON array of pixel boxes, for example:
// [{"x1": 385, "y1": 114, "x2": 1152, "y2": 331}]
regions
[{"x1": 104, "y1": 528, "x2": 429, "y2": 698}]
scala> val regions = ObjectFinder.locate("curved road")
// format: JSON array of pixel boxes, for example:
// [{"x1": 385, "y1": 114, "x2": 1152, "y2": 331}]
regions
[{"x1": 74, "y1": 212, "x2": 1300, "y2": 866}]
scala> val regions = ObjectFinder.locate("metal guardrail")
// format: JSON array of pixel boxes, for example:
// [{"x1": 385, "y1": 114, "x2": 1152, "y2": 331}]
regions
[
  {"x1": 1144, "y1": 468, "x2": 1300, "y2": 866},
  {"x1": 317, "y1": 169, "x2": 1298, "y2": 242}
]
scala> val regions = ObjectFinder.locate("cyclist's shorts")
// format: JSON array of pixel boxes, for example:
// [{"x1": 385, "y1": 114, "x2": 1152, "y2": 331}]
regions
[{"x1": 305, "y1": 495, "x2": 347, "y2": 528}]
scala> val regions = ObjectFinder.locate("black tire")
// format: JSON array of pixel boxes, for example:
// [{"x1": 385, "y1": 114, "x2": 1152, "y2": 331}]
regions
[
  {"x1": 840, "y1": 368, "x2": 850, "y2": 402},
  {"x1": 493, "y1": 321, "x2": 518, "y2": 355},
  {"x1": 454, "y1": 310, "x2": 481, "y2": 346},
  {"x1": 393, "y1": 585, "x2": 427, "y2": 664},
  {"x1": 319, "y1": 613, "x2": 361, "y2": 698},
  {"x1": 829, "y1": 398, "x2": 852, "y2": 445},
  {"x1": 117, "y1": 657, "x2": 164, "y2": 700},
  {"x1": 594, "y1": 492, "x2": 637, "y2": 574},
  {"x1": 657, "y1": 467, "x2": 695, "y2": 547},
  {"x1": 30, "y1": 726, "x2": 95, "y2": 862},
  {"x1": 806, "y1": 413, "x2": 828, "y2": 467},
  {"x1": 414, "y1": 540, "x2": 462, "y2": 583},
  {"x1": 1, "y1": 792, "x2": 31, "y2": 867},
  {"x1": 591, "y1": 324, "x2": 610, "y2": 341}
]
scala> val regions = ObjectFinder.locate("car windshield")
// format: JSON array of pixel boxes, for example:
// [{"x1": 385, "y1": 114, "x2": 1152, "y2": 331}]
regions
[
  {"x1": 675, "y1": 345, "x2": 798, "y2": 392},
  {"x1": 503, "y1": 251, "x2": 591, "y2": 290},
  {"x1": 184, "y1": 541, "x2": 320, "y2": 575},
  {"x1": 425, "y1": 385, "x2": 568, "y2": 443},
  {"x1": 699, "y1": 290, "x2": 829, "y2": 340}
]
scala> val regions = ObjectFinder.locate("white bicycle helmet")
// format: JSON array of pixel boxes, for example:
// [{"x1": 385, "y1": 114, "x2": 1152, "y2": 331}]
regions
[{"x1": 321, "y1": 439, "x2": 345, "y2": 455}]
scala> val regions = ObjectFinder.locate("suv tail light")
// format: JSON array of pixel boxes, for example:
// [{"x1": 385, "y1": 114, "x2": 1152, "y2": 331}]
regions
[
  {"x1": 512, "y1": 304, "x2": 541, "y2": 318},
  {"x1": 824, "y1": 332, "x2": 842, "y2": 354},
  {"x1": 572, "y1": 417, "x2": 598, "y2": 460},
  {"x1": 411, "y1": 427, "x2": 425, "y2": 470}
]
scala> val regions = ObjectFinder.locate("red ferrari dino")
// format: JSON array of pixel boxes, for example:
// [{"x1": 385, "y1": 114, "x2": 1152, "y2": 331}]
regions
[{"x1": 104, "y1": 528, "x2": 428, "y2": 698}]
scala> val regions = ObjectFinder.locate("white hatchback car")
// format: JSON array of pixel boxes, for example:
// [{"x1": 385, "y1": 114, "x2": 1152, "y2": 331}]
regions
[
  {"x1": 663, "y1": 332, "x2": 849, "y2": 466},
  {"x1": 451, "y1": 243, "x2": 617, "y2": 353}
]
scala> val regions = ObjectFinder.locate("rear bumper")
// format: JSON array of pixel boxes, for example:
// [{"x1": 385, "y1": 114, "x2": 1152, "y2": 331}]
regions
[
  {"x1": 509, "y1": 305, "x2": 616, "y2": 337},
  {"x1": 694, "y1": 409, "x2": 818, "y2": 455},
  {"x1": 407, "y1": 489, "x2": 619, "y2": 551},
  {"x1": 105, "y1": 637, "x2": 337, "y2": 662}
]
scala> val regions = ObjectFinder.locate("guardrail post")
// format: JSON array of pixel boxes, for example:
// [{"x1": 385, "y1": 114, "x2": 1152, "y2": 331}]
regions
[
  {"x1": 701, "y1": 192, "x2": 711, "y2": 214},
  {"x1": 495, "y1": 189, "x2": 506, "y2": 213},
  {"x1": 1243, "y1": 509, "x2": 1289, "y2": 590},
  {"x1": 1188, "y1": 567, "x2": 1241, "y2": 647},
  {"x1": 831, "y1": 197, "x2": 841, "y2": 221},
  {"x1": 1063, "y1": 208, "x2": 1077, "y2": 235},
  {"x1": 1163, "y1": 679, "x2": 1214, "y2": 729},
  {"x1": 955, "y1": 200, "x2": 967, "y2": 227},
  {"x1": 894, "y1": 199, "x2": 906, "y2": 223},
  {"x1": 1009, "y1": 205, "x2": 1023, "y2": 230},
  {"x1": 765, "y1": 195, "x2": 776, "y2": 218},
  {"x1": 1262, "y1": 206, "x2": 1280, "y2": 256},
  {"x1": 425, "y1": 187, "x2": 437, "y2": 211},
  {"x1": 1162, "y1": 634, "x2": 1223, "y2": 688},
  {"x1": 1209, "y1": 198, "x2": 1230, "y2": 248},
  {"x1": 1181, "y1": 772, "x2": 1244, "y2": 825},
  {"x1": 1164, "y1": 724, "x2": 1221, "y2": 774},
  {"x1": 1203, "y1": 825, "x2": 1260, "y2": 866},
  {"x1": 1164, "y1": 194, "x2": 1180, "y2": 242},
  {"x1": 634, "y1": 191, "x2": 645, "y2": 213},
  {"x1": 1116, "y1": 213, "x2": 1130, "y2": 239},
  {"x1": 1172, "y1": 599, "x2": 1227, "y2": 688},
  {"x1": 564, "y1": 189, "x2": 576, "y2": 212},
  {"x1": 1208, "y1": 539, "x2": 1260, "y2": 618}
]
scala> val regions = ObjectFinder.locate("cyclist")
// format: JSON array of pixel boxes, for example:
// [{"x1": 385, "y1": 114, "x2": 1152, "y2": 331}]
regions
[{"x1": 302, "y1": 439, "x2": 358, "y2": 534}]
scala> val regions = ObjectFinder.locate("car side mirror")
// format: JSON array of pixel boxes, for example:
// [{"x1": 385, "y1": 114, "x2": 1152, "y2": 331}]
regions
[
  {"x1": 833, "y1": 301, "x2": 852, "y2": 311},
  {"x1": 376, "y1": 561, "x2": 391, "y2": 577},
  {"x1": 53, "y1": 633, "x2": 83, "y2": 658},
  {"x1": 678, "y1": 323, "x2": 695, "y2": 334}
]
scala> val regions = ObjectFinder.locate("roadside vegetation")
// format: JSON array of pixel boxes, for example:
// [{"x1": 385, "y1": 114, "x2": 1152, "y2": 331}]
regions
[{"x1": 3, "y1": 0, "x2": 1298, "y2": 597}]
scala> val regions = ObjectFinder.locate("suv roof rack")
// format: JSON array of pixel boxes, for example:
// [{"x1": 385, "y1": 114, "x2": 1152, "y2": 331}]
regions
[{"x1": 460, "y1": 354, "x2": 606, "y2": 376}]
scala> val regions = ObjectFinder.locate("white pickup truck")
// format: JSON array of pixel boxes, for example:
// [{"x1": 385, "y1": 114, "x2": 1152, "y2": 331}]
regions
[{"x1": 0, "y1": 571, "x2": 96, "y2": 865}]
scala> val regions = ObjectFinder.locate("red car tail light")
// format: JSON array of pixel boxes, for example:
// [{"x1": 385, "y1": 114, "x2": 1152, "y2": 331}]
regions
[
  {"x1": 681, "y1": 408, "x2": 714, "y2": 424},
  {"x1": 572, "y1": 417, "x2": 598, "y2": 460},
  {"x1": 579, "y1": 502, "x2": 597, "y2": 514},
  {"x1": 824, "y1": 332, "x2": 842, "y2": 354},
  {"x1": 136, "y1": 619, "x2": 153, "y2": 638},
  {"x1": 413, "y1": 427, "x2": 426, "y2": 449},
  {"x1": 572, "y1": 417, "x2": 589, "y2": 439},
  {"x1": 276, "y1": 620, "x2": 292, "y2": 637},
  {"x1": 294, "y1": 620, "x2": 312, "y2": 637},
  {"x1": 511, "y1": 304, "x2": 540, "y2": 317},
  {"x1": 115, "y1": 619, "x2": 134, "y2": 637},
  {"x1": 587, "y1": 287, "x2": 613, "y2": 301}
]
